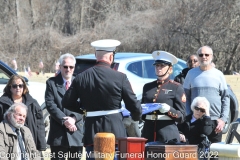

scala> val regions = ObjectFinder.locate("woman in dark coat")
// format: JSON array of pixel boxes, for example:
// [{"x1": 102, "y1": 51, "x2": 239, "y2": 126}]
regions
[
  {"x1": 178, "y1": 96, "x2": 214, "y2": 159},
  {"x1": 141, "y1": 51, "x2": 186, "y2": 143},
  {"x1": 0, "y1": 75, "x2": 46, "y2": 151}
]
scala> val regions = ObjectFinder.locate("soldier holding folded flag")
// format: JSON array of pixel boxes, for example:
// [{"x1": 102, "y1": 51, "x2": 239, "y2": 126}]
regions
[{"x1": 141, "y1": 51, "x2": 186, "y2": 143}]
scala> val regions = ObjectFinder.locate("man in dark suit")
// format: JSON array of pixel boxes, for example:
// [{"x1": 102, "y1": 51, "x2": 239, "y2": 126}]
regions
[
  {"x1": 62, "y1": 39, "x2": 142, "y2": 160},
  {"x1": 45, "y1": 53, "x2": 84, "y2": 160}
]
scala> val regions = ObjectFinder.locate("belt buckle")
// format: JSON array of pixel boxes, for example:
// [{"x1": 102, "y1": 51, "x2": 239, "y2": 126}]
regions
[
  {"x1": 83, "y1": 110, "x2": 87, "y2": 117},
  {"x1": 152, "y1": 115, "x2": 157, "y2": 120}
]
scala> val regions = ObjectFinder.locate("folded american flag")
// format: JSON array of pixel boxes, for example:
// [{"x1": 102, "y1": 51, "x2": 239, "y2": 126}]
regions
[{"x1": 121, "y1": 103, "x2": 162, "y2": 117}]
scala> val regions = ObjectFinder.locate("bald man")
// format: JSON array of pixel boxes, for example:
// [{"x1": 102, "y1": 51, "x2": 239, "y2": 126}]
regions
[{"x1": 183, "y1": 46, "x2": 230, "y2": 145}]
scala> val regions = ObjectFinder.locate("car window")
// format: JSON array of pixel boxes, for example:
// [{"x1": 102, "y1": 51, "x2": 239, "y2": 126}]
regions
[
  {"x1": 171, "y1": 61, "x2": 187, "y2": 79},
  {"x1": 0, "y1": 68, "x2": 10, "y2": 84},
  {"x1": 74, "y1": 59, "x2": 96, "y2": 76},
  {"x1": 143, "y1": 60, "x2": 187, "y2": 79},
  {"x1": 143, "y1": 60, "x2": 156, "y2": 78},
  {"x1": 127, "y1": 61, "x2": 143, "y2": 77}
]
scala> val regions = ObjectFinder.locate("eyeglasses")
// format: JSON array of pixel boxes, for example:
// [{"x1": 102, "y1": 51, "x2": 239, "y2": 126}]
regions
[
  {"x1": 198, "y1": 54, "x2": 210, "y2": 57},
  {"x1": 11, "y1": 84, "x2": 24, "y2": 89},
  {"x1": 194, "y1": 106, "x2": 205, "y2": 113},
  {"x1": 63, "y1": 66, "x2": 74, "y2": 69}
]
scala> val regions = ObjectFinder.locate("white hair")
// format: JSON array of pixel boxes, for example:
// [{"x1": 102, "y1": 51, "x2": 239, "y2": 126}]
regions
[
  {"x1": 190, "y1": 97, "x2": 210, "y2": 112},
  {"x1": 4, "y1": 103, "x2": 28, "y2": 128},
  {"x1": 196, "y1": 46, "x2": 213, "y2": 55},
  {"x1": 58, "y1": 53, "x2": 76, "y2": 65},
  {"x1": 4, "y1": 103, "x2": 28, "y2": 120}
]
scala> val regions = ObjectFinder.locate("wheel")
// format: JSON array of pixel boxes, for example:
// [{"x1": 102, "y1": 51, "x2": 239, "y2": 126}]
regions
[{"x1": 42, "y1": 108, "x2": 50, "y2": 143}]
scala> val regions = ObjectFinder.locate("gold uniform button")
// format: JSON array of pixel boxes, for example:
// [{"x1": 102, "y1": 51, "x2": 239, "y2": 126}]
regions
[
  {"x1": 156, "y1": 89, "x2": 159, "y2": 92},
  {"x1": 158, "y1": 85, "x2": 161, "y2": 88},
  {"x1": 154, "y1": 94, "x2": 157, "y2": 96},
  {"x1": 153, "y1": 99, "x2": 156, "y2": 102}
]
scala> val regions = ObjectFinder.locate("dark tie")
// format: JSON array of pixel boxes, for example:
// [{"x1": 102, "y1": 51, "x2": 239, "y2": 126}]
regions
[
  {"x1": 16, "y1": 129, "x2": 26, "y2": 160},
  {"x1": 65, "y1": 81, "x2": 70, "y2": 90}
]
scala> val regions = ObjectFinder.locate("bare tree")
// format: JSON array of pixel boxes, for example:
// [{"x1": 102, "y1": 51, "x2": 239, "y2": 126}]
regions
[{"x1": 0, "y1": 0, "x2": 239, "y2": 74}]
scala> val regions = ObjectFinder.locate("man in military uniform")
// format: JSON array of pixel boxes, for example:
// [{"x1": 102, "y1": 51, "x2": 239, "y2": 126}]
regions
[
  {"x1": 141, "y1": 51, "x2": 186, "y2": 143},
  {"x1": 62, "y1": 39, "x2": 142, "y2": 160}
]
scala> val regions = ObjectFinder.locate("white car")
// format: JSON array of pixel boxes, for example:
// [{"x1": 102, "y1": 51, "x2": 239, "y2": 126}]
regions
[{"x1": 0, "y1": 60, "x2": 46, "y2": 107}]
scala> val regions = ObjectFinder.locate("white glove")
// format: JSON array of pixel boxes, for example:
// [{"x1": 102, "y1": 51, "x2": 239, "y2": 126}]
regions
[{"x1": 159, "y1": 103, "x2": 170, "y2": 113}]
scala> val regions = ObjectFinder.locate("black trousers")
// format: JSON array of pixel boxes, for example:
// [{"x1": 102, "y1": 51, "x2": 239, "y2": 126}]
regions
[
  {"x1": 50, "y1": 146, "x2": 83, "y2": 160},
  {"x1": 208, "y1": 120, "x2": 222, "y2": 160},
  {"x1": 208, "y1": 120, "x2": 223, "y2": 143}
]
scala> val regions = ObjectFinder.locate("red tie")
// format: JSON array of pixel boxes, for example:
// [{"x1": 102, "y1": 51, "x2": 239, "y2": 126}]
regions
[{"x1": 65, "y1": 81, "x2": 70, "y2": 90}]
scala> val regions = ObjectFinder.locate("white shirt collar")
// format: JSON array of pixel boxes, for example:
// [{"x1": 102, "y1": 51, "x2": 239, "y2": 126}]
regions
[
  {"x1": 190, "y1": 115, "x2": 197, "y2": 123},
  {"x1": 62, "y1": 78, "x2": 71, "y2": 86}
]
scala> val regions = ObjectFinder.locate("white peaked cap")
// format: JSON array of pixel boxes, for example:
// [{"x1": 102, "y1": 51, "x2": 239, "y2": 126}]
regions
[
  {"x1": 91, "y1": 39, "x2": 121, "y2": 52},
  {"x1": 152, "y1": 50, "x2": 178, "y2": 65}
]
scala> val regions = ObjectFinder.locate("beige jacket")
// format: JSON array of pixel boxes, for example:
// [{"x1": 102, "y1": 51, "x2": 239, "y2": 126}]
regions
[{"x1": 0, "y1": 121, "x2": 40, "y2": 160}]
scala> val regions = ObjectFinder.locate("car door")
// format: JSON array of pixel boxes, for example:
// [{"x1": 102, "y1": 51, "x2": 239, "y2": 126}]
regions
[{"x1": 0, "y1": 68, "x2": 10, "y2": 96}]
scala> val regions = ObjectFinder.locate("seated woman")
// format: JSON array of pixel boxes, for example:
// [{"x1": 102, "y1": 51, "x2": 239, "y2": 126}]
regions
[{"x1": 178, "y1": 97, "x2": 213, "y2": 158}]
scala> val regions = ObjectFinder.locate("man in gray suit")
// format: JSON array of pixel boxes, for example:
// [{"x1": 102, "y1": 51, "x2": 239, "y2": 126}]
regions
[{"x1": 45, "y1": 53, "x2": 84, "y2": 160}]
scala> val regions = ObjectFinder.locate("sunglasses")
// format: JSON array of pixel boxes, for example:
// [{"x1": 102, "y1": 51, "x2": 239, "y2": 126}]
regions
[
  {"x1": 11, "y1": 84, "x2": 24, "y2": 89},
  {"x1": 188, "y1": 59, "x2": 198, "y2": 63},
  {"x1": 63, "y1": 66, "x2": 74, "y2": 69},
  {"x1": 194, "y1": 106, "x2": 205, "y2": 113},
  {"x1": 198, "y1": 54, "x2": 210, "y2": 57}
]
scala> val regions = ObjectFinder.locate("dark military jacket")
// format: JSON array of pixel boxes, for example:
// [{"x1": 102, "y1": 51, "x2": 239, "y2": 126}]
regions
[
  {"x1": 141, "y1": 78, "x2": 186, "y2": 143},
  {"x1": 62, "y1": 61, "x2": 142, "y2": 145}
]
